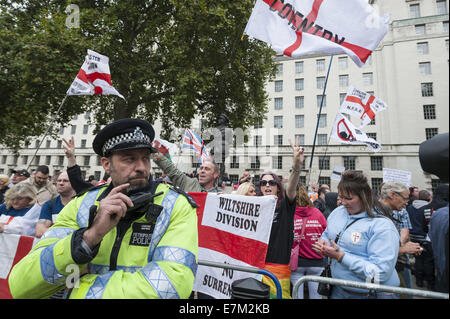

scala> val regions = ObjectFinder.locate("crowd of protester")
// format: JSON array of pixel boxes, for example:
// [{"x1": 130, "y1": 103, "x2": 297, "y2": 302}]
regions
[{"x1": 0, "y1": 134, "x2": 448, "y2": 299}]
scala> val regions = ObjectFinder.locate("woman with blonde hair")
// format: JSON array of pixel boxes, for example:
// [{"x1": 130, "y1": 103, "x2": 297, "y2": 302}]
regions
[
  {"x1": 235, "y1": 182, "x2": 256, "y2": 196},
  {"x1": 0, "y1": 183, "x2": 41, "y2": 235},
  {"x1": 290, "y1": 183, "x2": 327, "y2": 299}
]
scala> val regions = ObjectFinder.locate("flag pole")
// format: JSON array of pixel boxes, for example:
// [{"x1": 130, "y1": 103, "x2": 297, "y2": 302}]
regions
[
  {"x1": 27, "y1": 94, "x2": 69, "y2": 171},
  {"x1": 307, "y1": 55, "x2": 333, "y2": 189}
]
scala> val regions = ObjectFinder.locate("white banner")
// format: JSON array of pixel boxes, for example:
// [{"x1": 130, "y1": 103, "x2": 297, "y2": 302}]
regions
[
  {"x1": 191, "y1": 193, "x2": 277, "y2": 299},
  {"x1": 330, "y1": 165, "x2": 346, "y2": 181},
  {"x1": 383, "y1": 168, "x2": 411, "y2": 187},
  {"x1": 339, "y1": 85, "x2": 388, "y2": 128},
  {"x1": 244, "y1": 0, "x2": 389, "y2": 67},
  {"x1": 0, "y1": 203, "x2": 41, "y2": 237},
  {"x1": 331, "y1": 113, "x2": 381, "y2": 152}
]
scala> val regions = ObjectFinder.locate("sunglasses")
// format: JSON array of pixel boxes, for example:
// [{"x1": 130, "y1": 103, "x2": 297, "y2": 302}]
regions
[{"x1": 260, "y1": 180, "x2": 277, "y2": 187}]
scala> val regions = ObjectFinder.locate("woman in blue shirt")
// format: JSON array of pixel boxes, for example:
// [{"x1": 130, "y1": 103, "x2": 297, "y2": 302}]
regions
[{"x1": 312, "y1": 171, "x2": 400, "y2": 299}]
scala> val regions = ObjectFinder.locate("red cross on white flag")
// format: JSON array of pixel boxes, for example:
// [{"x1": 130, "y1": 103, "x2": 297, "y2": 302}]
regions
[{"x1": 244, "y1": 0, "x2": 390, "y2": 67}]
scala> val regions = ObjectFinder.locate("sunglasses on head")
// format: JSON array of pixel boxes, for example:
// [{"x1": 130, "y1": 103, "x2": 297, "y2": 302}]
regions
[{"x1": 260, "y1": 180, "x2": 277, "y2": 186}]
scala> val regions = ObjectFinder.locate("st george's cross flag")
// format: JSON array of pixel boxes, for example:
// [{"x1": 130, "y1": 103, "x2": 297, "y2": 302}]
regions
[
  {"x1": 190, "y1": 192, "x2": 277, "y2": 299},
  {"x1": 244, "y1": 0, "x2": 390, "y2": 67},
  {"x1": 339, "y1": 85, "x2": 388, "y2": 128},
  {"x1": 181, "y1": 129, "x2": 210, "y2": 164},
  {"x1": 67, "y1": 49, "x2": 125, "y2": 99},
  {"x1": 331, "y1": 113, "x2": 381, "y2": 152},
  {"x1": 0, "y1": 233, "x2": 37, "y2": 299}
]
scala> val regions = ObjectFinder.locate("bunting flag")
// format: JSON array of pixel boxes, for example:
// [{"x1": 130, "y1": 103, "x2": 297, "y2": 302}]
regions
[
  {"x1": 152, "y1": 138, "x2": 178, "y2": 163},
  {"x1": 244, "y1": 0, "x2": 390, "y2": 67},
  {"x1": 181, "y1": 129, "x2": 210, "y2": 164},
  {"x1": 0, "y1": 233, "x2": 37, "y2": 299},
  {"x1": 190, "y1": 192, "x2": 277, "y2": 299},
  {"x1": 339, "y1": 85, "x2": 387, "y2": 128},
  {"x1": 331, "y1": 113, "x2": 381, "y2": 152},
  {"x1": 66, "y1": 49, "x2": 125, "y2": 99}
]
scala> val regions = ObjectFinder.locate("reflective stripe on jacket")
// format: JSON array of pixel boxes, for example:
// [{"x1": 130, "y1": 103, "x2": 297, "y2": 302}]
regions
[{"x1": 9, "y1": 183, "x2": 198, "y2": 299}]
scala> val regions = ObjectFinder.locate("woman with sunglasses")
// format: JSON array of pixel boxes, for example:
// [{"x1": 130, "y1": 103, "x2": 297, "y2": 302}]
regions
[{"x1": 256, "y1": 139, "x2": 304, "y2": 298}]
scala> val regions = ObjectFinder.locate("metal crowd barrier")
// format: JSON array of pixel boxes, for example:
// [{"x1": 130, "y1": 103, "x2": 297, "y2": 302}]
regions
[
  {"x1": 292, "y1": 275, "x2": 449, "y2": 299},
  {"x1": 198, "y1": 260, "x2": 283, "y2": 299}
]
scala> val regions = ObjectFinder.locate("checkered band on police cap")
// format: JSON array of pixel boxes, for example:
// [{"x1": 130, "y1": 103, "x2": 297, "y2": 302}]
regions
[{"x1": 92, "y1": 118, "x2": 156, "y2": 156}]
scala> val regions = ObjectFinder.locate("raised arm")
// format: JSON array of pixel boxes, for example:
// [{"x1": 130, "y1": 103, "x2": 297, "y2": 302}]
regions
[{"x1": 286, "y1": 139, "x2": 304, "y2": 203}]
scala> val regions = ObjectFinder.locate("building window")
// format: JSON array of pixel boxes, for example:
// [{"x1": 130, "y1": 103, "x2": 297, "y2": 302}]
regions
[
  {"x1": 371, "y1": 156, "x2": 383, "y2": 171},
  {"x1": 317, "y1": 134, "x2": 327, "y2": 145},
  {"x1": 250, "y1": 156, "x2": 260, "y2": 169},
  {"x1": 59, "y1": 126, "x2": 64, "y2": 135},
  {"x1": 295, "y1": 61, "x2": 304, "y2": 73},
  {"x1": 444, "y1": 21, "x2": 449, "y2": 33},
  {"x1": 425, "y1": 128, "x2": 438, "y2": 140},
  {"x1": 417, "y1": 42, "x2": 429, "y2": 54},
  {"x1": 295, "y1": 96, "x2": 304, "y2": 109},
  {"x1": 83, "y1": 156, "x2": 90, "y2": 166},
  {"x1": 1, "y1": 155, "x2": 6, "y2": 164},
  {"x1": 254, "y1": 118, "x2": 263, "y2": 129},
  {"x1": 437, "y1": 0, "x2": 448, "y2": 14},
  {"x1": 81, "y1": 139, "x2": 87, "y2": 148},
  {"x1": 274, "y1": 135, "x2": 283, "y2": 146},
  {"x1": 230, "y1": 156, "x2": 239, "y2": 169},
  {"x1": 367, "y1": 132, "x2": 377, "y2": 140},
  {"x1": 84, "y1": 112, "x2": 91, "y2": 120},
  {"x1": 273, "y1": 156, "x2": 283, "y2": 169},
  {"x1": 191, "y1": 156, "x2": 200, "y2": 168},
  {"x1": 317, "y1": 95, "x2": 326, "y2": 107},
  {"x1": 22, "y1": 155, "x2": 28, "y2": 165},
  {"x1": 254, "y1": 135, "x2": 262, "y2": 147},
  {"x1": 45, "y1": 155, "x2": 51, "y2": 165},
  {"x1": 295, "y1": 115, "x2": 304, "y2": 128},
  {"x1": 229, "y1": 174, "x2": 239, "y2": 184},
  {"x1": 316, "y1": 59, "x2": 326, "y2": 72},
  {"x1": 339, "y1": 75, "x2": 349, "y2": 87},
  {"x1": 274, "y1": 116, "x2": 283, "y2": 128},
  {"x1": 423, "y1": 105, "x2": 436, "y2": 119},
  {"x1": 363, "y1": 72, "x2": 373, "y2": 85},
  {"x1": 419, "y1": 62, "x2": 432, "y2": 75},
  {"x1": 343, "y1": 156, "x2": 356, "y2": 170},
  {"x1": 319, "y1": 156, "x2": 330, "y2": 170},
  {"x1": 338, "y1": 57, "x2": 348, "y2": 70},
  {"x1": 415, "y1": 24, "x2": 426, "y2": 35},
  {"x1": 295, "y1": 78, "x2": 304, "y2": 91},
  {"x1": 96, "y1": 156, "x2": 102, "y2": 166},
  {"x1": 318, "y1": 114, "x2": 327, "y2": 128},
  {"x1": 276, "y1": 63, "x2": 283, "y2": 76},
  {"x1": 83, "y1": 125, "x2": 89, "y2": 134},
  {"x1": 57, "y1": 140, "x2": 62, "y2": 149},
  {"x1": 317, "y1": 76, "x2": 326, "y2": 89},
  {"x1": 70, "y1": 125, "x2": 76, "y2": 135},
  {"x1": 410, "y1": 4, "x2": 421, "y2": 18},
  {"x1": 46, "y1": 140, "x2": 51, "y2": 148},
  {"x1": 421, "y1": 83, "x2": 434, "y2": 96},
  {"x1": 295, "y1": 134, "x2": 305, "y2": 146},
  {"x1": 318, "y1": 176, "x2": 331, "y2": 187},
  {"x1": 274, "y1": 80, "x2": 283, "y2": 92},
  {"x1": 371, "y1": 178, "x2": 383, "y2": 192},
  {"x1": 58, "y1": 156, "x2": 64, "y2": 166},
  {"x1": 34, "y1": 156, "x2": 40, "y2": 165},
  {"x1": 340, "y1": 93, "x2": 346, "y2": 105},
  {"x1": 274, "y1": 97, "x2": 283, "y2": 110}
]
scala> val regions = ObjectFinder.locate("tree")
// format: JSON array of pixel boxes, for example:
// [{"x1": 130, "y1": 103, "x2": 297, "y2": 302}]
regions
[{"x1": 0, "y1": 0, "x2": 276, "y2": 150}]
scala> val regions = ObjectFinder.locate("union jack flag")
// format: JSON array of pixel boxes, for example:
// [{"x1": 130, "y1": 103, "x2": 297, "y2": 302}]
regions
[{"x1": 181, "y1": 129, "x2": 210, "y2": 164}]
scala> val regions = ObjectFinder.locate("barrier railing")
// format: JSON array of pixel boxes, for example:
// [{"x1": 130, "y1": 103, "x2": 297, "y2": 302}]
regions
[
  {"x1": 292, "y1": 275, "x2": 449, "y2": 299},
  {"x1": 198, "y1": 260, "x2": 283, "y2": 299}
]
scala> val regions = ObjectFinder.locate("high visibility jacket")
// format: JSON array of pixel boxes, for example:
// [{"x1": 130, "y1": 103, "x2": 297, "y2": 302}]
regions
[{"x1": 8, "y1": 182, "x2": 198, "y2": 299}]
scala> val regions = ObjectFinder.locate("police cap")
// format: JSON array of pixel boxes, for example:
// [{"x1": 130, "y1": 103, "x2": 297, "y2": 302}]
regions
[{"x1": 93, "y1": 118, "x2": 157, "y2": 157}]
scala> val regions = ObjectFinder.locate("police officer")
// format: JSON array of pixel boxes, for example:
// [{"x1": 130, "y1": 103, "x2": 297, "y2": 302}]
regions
[{"x1": 9, "y1": 118, "x2": 198, "y2": 299}]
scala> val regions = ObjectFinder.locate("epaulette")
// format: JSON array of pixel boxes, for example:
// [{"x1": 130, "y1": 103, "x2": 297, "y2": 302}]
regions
[
  {"x1": 169, "y1": 185, "x2": 199, "y2": 208},
  {"x1": 75, "y1": 183, "x2": 107, "y2": 198}
]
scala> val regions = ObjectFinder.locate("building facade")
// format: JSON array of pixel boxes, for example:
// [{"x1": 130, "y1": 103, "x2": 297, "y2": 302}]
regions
[{"x1": 0, "y1": 0, "x2": 448, "y2": 192}]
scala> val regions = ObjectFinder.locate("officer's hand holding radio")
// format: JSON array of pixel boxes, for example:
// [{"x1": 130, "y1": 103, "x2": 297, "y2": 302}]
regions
[{"x1": 83, "y1": 183, "x2": 134, "y2": 249}]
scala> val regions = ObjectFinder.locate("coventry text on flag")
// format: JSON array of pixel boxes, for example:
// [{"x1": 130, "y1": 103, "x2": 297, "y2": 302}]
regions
[{"x1": 244, "y1": 0, "x2": 390, "y2": 67}]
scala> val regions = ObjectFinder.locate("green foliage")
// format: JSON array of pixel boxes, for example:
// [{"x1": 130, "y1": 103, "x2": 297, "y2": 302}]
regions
[{"x1": 0, "y1": 0, "x2": 276, "y2": 150}]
